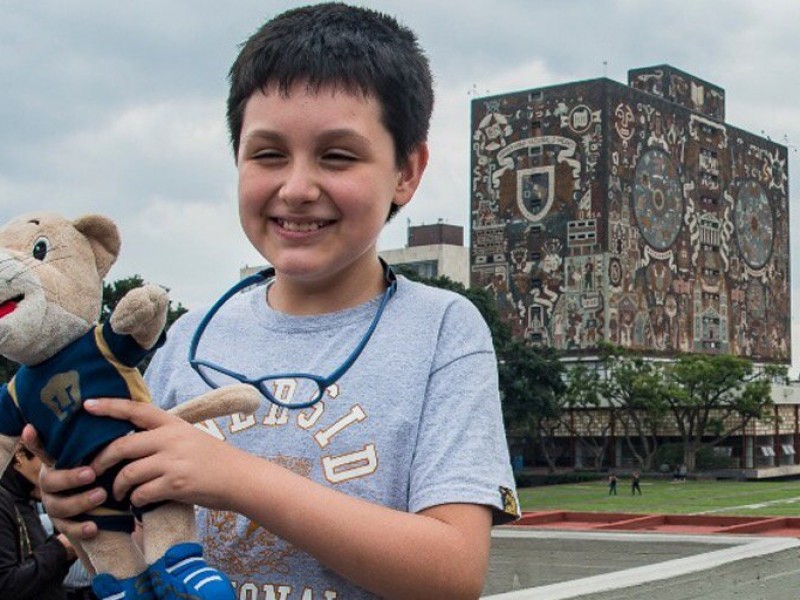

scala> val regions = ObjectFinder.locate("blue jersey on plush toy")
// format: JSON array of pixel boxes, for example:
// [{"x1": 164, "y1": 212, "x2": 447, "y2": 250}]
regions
[{"x1": 0, "y1": 321, "x2": 164, "y2": 469}]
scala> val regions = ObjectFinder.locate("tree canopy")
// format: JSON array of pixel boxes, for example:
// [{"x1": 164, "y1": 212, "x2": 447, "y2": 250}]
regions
[
  {"x1": 562, "y1": 344, "x2": 784, "y2": 471},
  {"x1": 663, "y1": 353, "x2": 783, "y2": 471}
]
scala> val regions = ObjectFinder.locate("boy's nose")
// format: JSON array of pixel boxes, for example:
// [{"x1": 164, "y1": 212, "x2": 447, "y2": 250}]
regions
[{"x1": 278, "y1": 163, "x2": 321, "y2": 205}]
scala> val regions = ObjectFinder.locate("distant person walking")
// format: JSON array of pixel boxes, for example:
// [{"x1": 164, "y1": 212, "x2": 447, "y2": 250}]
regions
[
  {"x1": 631, "y1": 470, "x2": 642, "y2": 495},
  {"x1": 608, "y1": 472, "x2": 618, "y2": 495}
]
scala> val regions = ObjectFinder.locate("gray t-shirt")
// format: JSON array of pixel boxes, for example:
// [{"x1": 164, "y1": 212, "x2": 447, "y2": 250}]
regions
[{"x1": 145, "y1": 275, "x2": 518, "y2": 599}]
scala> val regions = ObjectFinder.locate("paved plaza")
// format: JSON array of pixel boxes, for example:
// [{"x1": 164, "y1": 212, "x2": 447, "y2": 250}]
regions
[{"x1": 482, "y1": 528, "x2": 800, "y2": 599}]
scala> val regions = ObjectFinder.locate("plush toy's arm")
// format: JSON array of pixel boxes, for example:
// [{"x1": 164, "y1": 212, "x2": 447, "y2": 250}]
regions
[
  {"x1": 167, "y1": 384, "x2": 261, "y2": 424},
  {"x1": 109, "y1": 284, "x2": 168, "y2": 350}
]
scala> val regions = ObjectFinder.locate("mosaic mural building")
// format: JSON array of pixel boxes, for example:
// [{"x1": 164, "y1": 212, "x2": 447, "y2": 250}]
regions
[{"x1": 471, "y1": 65, "x2": 791, "y2": 364}]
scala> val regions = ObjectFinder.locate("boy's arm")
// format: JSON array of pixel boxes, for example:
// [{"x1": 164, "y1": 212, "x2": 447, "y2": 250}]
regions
[
  {"x1": 224, "y1": 446, "x2": 493, "y2": 599},
  {"x1": 39, "y1": 400, "x2": 494, "y2": 599}
]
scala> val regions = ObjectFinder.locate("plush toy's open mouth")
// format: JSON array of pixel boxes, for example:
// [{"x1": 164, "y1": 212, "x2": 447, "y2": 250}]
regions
[{"x1": 0, "y1": 295, "x2": 23, "y2": 319}]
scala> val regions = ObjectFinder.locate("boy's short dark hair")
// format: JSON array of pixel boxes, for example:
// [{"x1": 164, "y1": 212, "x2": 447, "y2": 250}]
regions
[{"x1": 227, "y1": 2, "x2": 434, "y2": 219}]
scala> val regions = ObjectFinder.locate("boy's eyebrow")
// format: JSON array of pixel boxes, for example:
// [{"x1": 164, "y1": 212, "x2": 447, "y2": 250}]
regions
[
  {"x1": 240, "y1": 129, "x2": 284, "y2": 146},
  {"x1": 241, "y1": 128, "x2": 372, "y2": 148},
  {"x1": 316, "y1": 129, "x2": 372, "y2": 147}
]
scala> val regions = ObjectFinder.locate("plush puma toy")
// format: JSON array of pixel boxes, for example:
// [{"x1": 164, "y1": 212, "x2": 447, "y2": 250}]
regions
[{"x1": 0, "y1": 212, "x2": 261, "y2": 600}]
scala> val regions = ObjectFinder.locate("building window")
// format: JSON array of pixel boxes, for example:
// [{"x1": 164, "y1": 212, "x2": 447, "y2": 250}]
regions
[
  {"x1": 397, "y1": 259, "x2": 438, "y2": 280},
  {"x1": 699, "y1": 148, "x2": 719, "y2": 174}
]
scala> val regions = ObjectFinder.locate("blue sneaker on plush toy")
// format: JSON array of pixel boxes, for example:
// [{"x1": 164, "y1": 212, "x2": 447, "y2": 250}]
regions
[{"x1": 0, "y1": 212, "x2": 260, "y2": 600}]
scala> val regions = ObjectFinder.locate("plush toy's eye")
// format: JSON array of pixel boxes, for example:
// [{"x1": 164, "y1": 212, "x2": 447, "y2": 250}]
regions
[{"x1": 32, "y1": 237, "x2": 50, "y2": 261}]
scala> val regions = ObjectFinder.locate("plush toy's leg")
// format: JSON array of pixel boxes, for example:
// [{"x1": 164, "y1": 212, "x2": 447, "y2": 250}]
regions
[
  {"x1": 92, "y1": 572, "x2": 155, "y2": 600},
  {"x1": 82, "y1": 530, "x2": 154, "y2": 600},
  {"x1": 142, "y1": 502, "x2": 236, "y2": 599},
  {"x1": 148, "y1": 542, "x2": 236, "y2": 600},
  {"x1": 140, "y1": 502, "x2": 196, "y2": 562}
]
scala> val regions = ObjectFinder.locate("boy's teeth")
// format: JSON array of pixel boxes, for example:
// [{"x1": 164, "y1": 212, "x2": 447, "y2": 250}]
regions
[{"x1": 280, "y1": 220, "x2": 326, "y2": 232}]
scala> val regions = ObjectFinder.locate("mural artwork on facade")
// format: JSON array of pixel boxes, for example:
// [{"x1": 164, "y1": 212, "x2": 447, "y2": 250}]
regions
[{"x1": 470, "y1": 66, "x2": 790, "y2": 363}]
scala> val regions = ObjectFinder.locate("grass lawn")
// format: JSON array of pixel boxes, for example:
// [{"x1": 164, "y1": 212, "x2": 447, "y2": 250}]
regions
[{"x1": 518, "y1": 477, "x2": 800, "y2": 517}]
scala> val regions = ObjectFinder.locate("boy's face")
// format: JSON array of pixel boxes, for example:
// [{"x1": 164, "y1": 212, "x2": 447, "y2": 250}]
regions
[{"x1": 237, "y1": 82, "x2": 427, "y2": 296}]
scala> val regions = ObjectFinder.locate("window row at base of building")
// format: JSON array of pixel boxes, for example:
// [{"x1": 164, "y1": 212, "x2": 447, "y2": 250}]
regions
[{"x1": 510, "y1": 434, "x2": 800, "y2": 476}]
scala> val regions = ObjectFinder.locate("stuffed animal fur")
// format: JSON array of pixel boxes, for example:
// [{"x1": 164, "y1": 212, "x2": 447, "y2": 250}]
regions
[{"x1": 0, "y1": 211, "x2": 261, "y2": 599}]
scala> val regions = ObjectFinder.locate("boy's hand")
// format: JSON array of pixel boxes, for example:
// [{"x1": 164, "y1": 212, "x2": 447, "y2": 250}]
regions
[
  {"x1": 83, "y1": 398, "x2": 238, "y2": 510},
  {"x1": 21, "y1": 425, "x2": 104, "y2": 540}
]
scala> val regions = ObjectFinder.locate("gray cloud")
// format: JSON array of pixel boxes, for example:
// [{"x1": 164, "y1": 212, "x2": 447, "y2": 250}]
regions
[{"x1": 1, "y1": 0, "x2": 798, "y2": 369}]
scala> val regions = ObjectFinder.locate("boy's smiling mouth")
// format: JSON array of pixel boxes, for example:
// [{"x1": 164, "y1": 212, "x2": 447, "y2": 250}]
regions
[{"x1": 274, "y1": 218, "x2": 333, "y2": 233}]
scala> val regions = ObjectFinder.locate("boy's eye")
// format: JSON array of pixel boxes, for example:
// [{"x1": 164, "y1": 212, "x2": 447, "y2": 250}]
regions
[
  {"x1": 32, "y1": 237, "x2": 50, "y2": 261},
  {"x1": 253, "y1": 149, "x2": 285, "y2": 160},
  {"x1": 323, "y1": 151, "x2": 357, "y2": 162}
]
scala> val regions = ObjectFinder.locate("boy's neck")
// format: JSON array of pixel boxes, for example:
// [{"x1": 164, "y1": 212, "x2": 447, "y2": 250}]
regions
[{"x1": 266, "y1": 258, "x2": 387, "y2": 316}]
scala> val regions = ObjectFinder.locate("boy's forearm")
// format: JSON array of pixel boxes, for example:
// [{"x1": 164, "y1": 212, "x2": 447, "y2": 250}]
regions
[{"x1": 223, "y1": 449, "x2": 492, "y2": 599}]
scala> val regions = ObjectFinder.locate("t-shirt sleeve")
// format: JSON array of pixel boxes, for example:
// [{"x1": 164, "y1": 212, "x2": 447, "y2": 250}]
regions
[
  {"x1": 144, "y1": 313, "x2": 196, "y2": 411},
  {"x1": 0, "y1": 383, "x2": 24, "y2": 438},
  {"x1": 102, "y1": 320, "x2": 167, "y2": 368},
  {"x1": 408, "y1": 297, "x2": 520, "y2": 525}
]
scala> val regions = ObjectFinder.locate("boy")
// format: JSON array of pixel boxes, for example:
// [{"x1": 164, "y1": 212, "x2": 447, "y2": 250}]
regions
[{"x1": 29, "y1": 3, "x2": 519, "y2": 599}]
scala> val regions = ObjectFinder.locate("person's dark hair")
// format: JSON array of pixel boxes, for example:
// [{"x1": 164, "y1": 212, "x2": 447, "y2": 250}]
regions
[{"x1": 227, "y1": 2, "x2": 434, "y2": 220}]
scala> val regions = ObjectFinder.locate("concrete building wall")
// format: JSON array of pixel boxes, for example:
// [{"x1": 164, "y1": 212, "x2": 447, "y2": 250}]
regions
[{"x1": 380, "y1": 244, "x2": 470, "y2": 287}]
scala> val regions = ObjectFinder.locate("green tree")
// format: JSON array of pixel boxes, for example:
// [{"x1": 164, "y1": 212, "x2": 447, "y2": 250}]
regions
[
  {"x1": 499, "y1": 341, "x2": 565, "y2": 472},
  {"x1": 664, "y1": 353, "x2": 782, "y2": 471},
  {"x1": 561, "y1": 363, "x2": 613, "y2": 470},
  {"x1": 596, "y1": 344, "x2": 669, "y2": 470}
]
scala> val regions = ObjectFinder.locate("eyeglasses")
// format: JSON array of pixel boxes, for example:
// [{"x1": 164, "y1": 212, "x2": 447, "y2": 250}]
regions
[{"x1": 189, "y1": 261, "x2": 397, "y2": 409}]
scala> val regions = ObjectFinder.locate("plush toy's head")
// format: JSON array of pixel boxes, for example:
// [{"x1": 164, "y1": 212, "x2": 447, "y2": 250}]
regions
[{"x1": 0, "y1": 211, "x2": 120, "y2": 366}]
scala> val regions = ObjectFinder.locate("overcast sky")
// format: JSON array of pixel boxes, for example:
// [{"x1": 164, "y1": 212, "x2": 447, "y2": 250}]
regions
[{"x1": 2, "y1": 1, "x2": 799, "y2": 369}]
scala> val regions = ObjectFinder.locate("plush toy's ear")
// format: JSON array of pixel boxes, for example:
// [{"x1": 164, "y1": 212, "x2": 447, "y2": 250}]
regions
[{"x1": 73, "y1": 215, "x2": 121, "y2": 279}]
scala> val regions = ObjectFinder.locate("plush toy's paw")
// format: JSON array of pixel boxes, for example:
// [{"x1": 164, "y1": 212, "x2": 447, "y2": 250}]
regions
[
  {"x1": 110, "y1": 283, "x2": 168, "y2": 347},
  {"x1": 92, "y1": 572, "x2": 155, "y2": 600},
  {"x1": 148, "y1": 542, "x2": 235, "y2": 600}
]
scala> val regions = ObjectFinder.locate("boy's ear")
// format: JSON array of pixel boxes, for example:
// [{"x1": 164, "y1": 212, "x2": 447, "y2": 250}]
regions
[{"x1": 393, "y1": 143, "x2": 429, "y2": 207}]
